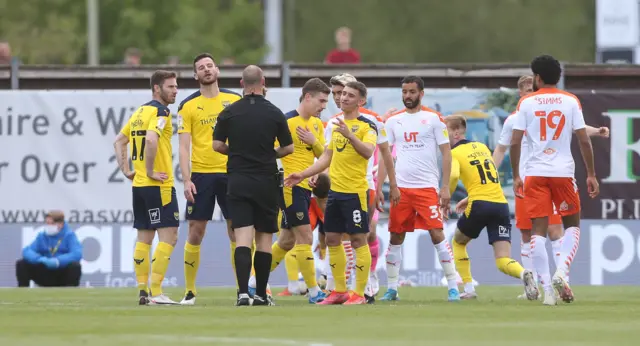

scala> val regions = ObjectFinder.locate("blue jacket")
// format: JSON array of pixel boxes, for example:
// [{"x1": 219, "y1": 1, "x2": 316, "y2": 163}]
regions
[{"x1": 22, "y1": 223, "x2": 83, "y2": 267}]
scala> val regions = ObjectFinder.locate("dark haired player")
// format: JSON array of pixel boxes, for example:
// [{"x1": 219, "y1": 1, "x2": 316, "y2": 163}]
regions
[
  {"x1": 286, "y1": 81, "x2": 377, "y2": 305},
  {"x1": 510, "y1": 55, "x2": 599, "y2": 305},
  {"x1": 177, "y1": 53, "x2": 242, "y2": 305},
  {"x1": 113, "y1": 70, "x2": 180, "y2": 305}
]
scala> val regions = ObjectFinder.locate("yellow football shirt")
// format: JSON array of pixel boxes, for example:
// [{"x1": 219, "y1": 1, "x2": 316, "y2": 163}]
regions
[
  {"x1": 450, "y1": 139, "x2": 507, "y2": 206},
  {"x1": 280, "y1": 110, "x2": 325, "y2": 190},
  {"x1": 327, "y1": 116, "x2": 378, "y2": 194},
  {"x1": 120, "y1": 100, "x2": 174, "y2": 188},
  {"x1": 177, "y1": 89, "x2": 242, "y2": 173}
]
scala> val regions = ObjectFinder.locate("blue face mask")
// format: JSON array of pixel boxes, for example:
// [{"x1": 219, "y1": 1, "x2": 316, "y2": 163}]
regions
[{"x1": 44, "y1": 225, "x2": 60, "y2": 236}]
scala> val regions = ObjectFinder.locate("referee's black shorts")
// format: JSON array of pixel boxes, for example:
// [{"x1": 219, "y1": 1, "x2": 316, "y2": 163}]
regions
[{"x1": 227, "y1": 173, "x2": 280, "y2": 234}]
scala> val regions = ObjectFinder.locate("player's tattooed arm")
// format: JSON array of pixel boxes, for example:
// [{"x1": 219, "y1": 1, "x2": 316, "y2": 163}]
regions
[{"x1": 113, "y1": 133, "x2": 135, "y2": 181}]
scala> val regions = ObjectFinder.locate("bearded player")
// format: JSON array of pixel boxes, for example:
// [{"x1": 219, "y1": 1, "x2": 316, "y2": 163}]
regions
[
  {"x1": 177, "y1": 53, "x2": 243, "y2": 304},
  {"x1": 378, "y1": 76, "x2": 460, "y2": 302}
]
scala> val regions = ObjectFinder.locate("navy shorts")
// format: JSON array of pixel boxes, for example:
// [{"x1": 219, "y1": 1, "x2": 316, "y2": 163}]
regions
[
  {"x1": 324, "y1": 190, "x2": 369, "y2": 235},
  {"x1": 281, "y1": 186, "x2": 312, "y2": 229},
  {"x1": 186, "y1": 172, "x2": 230, "y2": 220},
  {"x1": 132, "y1": 186, "x2": 179, "y2": 230},
  {"x1": 457, "y1": 200, "x2": 511, "y2": 244}
]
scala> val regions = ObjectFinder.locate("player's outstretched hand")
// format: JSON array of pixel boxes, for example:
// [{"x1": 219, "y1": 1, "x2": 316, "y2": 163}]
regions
[
  {"x1": 513, "y1": 176, "x2": 525, "y2": 198},
  {"x1": 334, "y1": 118, "x2": 351, "y2": 138},
  {"x1": 587, "y1": 176, "x2": 599, "y2": 198},
  {"x1": 296, "y1": 126, "x2": 316, "y2": 145},
  {"x1": 455, "y1": 197, "x2": 469, "y2": 214},
  {"x1": 285, "y1": 173, "x2": 304, "y2": 187},
  {"x1": 123, "y1": 171, "x2": 136, "y2": 181},
  {"x1": 184, "y1": 180, "x2": 197, "y2": 203},
  {"x1": 389, "y1": 185, "x2": 401, "y2": 207},
  {"x1": 148, "y1": 171, "x2": 168, "y2": 183},
  {"x1": 598, "y1": 127, "x2": 610, "y2": 138},
  {"x1": 440, "y1": 189, "x2": 451, "y2": 217}
]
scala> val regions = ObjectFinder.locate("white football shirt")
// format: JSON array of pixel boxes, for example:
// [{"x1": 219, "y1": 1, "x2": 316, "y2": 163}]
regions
[
  {"x1": 513, "y1": 88, "x2": 586, "y2": 177},
  {"x1": 498, "y1": 112, "x2": 530, "y2": 179},
  {"x1": 325, "y1": 110, "x2": 387, "y2": 190},
  {"x1": 386, "y1": 107, "x2": 449, "y2": 189}
]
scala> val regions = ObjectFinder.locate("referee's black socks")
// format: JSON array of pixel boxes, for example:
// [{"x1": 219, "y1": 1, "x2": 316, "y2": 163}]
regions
[
  {"x1": 254, "y1": 251, "x2": 272, "y2": 298},
  {"x1": 234, "y1": 246, "x2": 252, "y2": 294}
]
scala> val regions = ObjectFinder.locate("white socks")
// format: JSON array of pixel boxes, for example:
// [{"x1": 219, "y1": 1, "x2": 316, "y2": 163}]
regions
[
  {"x1": 385, "y1": 244, "x2": 402, "y2": 290},
  {"x1": 530, "y1": 235, "x2": 552, "y2": 291},
  {"x1": 557, "y1": 227, "x2": 580, "y2": 277},
  {"x1": 434, "y1": 240, "x2": 458, "y2": 291},
  {"x1": 520, "y1": 241, "x2": 538, "y2": 284}
]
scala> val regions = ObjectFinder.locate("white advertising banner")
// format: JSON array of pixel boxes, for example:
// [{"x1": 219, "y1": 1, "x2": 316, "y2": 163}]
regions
[{"x1": 0, "y1": 88, "x2": 511, "y2": 223}]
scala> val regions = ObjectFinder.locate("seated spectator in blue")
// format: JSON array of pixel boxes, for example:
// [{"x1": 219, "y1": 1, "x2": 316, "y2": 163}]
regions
[{"x1": 16, "y1": 211, "x2": 83, "y2": 287}]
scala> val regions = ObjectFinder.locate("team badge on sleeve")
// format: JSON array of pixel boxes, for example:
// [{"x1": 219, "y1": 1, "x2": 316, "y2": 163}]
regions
[{"x1": 156, "y1": 117, "x2": 167, "y2": 131}]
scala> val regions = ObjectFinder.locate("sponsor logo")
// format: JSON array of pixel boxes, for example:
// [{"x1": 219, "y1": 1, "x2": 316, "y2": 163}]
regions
[{"x1": 148, "y1": 208, "x2": 160, "y2": 224}]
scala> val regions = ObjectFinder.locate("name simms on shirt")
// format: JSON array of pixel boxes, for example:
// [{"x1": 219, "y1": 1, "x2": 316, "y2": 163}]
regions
[{"x1": 513, "y1": 88, "x2": 586, "y2": 178}]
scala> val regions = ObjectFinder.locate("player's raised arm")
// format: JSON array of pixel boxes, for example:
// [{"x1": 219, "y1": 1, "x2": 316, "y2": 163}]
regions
[
  {"x1": 335, "y1": 117, "x2": 375, "y2": 159},
  {"x1": 113, "y1": 130, "x2": 135, "y2": 181},
  {"x1": 285, "y1": 149, "x2": 333, "y2": 186}
]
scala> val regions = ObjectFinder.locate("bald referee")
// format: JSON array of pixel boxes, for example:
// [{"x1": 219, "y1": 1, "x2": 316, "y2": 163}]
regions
[{"x1": 213, "y1": 65, "x2": 294, "y2": 306}]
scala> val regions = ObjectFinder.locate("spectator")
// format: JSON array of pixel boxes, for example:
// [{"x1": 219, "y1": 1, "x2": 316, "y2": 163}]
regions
[
  {"x1": 324, "y1": 27, "x2": 361, "y2": 64},
  {"x1": 0, "y1": 41, "x2": 12, "y2": 64},
  {"x1": 16, "y1": 211, "x2": 83, "y2": 287},
  {"x1": 124, "y1": 47, "x2": 142, "y2": 66}
]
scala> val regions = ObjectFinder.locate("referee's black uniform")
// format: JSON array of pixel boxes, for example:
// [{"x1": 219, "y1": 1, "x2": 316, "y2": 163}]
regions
[{"x1": 213, "y1": 91, "x2": 293, "y2": 305}]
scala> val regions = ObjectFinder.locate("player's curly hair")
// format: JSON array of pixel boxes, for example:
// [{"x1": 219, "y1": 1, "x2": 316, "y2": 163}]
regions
[{"x1": 531, "y1": 55, "x2": 561, "y2": 85}]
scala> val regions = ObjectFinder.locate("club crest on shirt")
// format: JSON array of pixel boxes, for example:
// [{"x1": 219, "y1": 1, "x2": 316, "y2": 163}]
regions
[
  {"x1": 222, "y1": 101, "x2": 231, "y2": 108},
  {"x1": 296, "y1": 212, "x2": 304, "y2": 220},
  {"x1": 313, "y1": 123, "x2": 319, "y2": 132},
  {"x1": 351, "y1": 125, "x2": 359, "y2": 133}
]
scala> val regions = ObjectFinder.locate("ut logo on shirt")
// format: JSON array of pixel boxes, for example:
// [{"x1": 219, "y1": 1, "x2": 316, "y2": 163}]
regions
[{"x1": 404, "y1": 132, "x2": 418, "y2": 142}]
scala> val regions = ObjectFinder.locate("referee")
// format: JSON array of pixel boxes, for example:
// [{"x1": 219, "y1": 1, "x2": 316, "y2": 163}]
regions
[{"x1": 213, "y1": 65, "x2": 294, "y2": 306}]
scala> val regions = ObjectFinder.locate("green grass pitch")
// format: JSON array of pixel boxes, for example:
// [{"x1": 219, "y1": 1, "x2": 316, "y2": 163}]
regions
[{"x1": 1, "y1": 286, "x2": 638, "y2": 346}]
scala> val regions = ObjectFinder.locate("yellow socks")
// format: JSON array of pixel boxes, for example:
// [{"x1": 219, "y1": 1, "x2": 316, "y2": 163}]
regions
[
  {"x1": 354, "y1": 245, "x2": 371, "y2": 297},
  {"x1": 452, "y1": 239, "x2": 472, "y2": 284},
  {"x1": 183, "y1": 242, "x2": 200, "y2": 295},
  {"x1": 271, "y1": 242, "x2": 289, "y2": 272},
  {"x1": 496, "y1": 257, "x2": 525, "y2": 279},
  {"x1": 328, "y1": 245, "x2": 347, "y2": 292},
  {"x1": 295, "y1": 244, "x2": 317, "y2": 288},
  {"x1": 251, "y1": 240, "x2": 256, "y2": 277},
  {"x1": 284, "y1": 251, "x2": 299, "y2": 282},
  {"x1": 133, "y1": 242, "x2": 151, "y2": 291},
  {"x1": 150, "y1": 242, "x2": 174, "y2": 296}
]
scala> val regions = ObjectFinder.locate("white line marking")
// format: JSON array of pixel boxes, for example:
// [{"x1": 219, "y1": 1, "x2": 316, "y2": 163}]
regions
[{"x1": 84, "y1": 334, "x2": 334, "y2": 346}]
